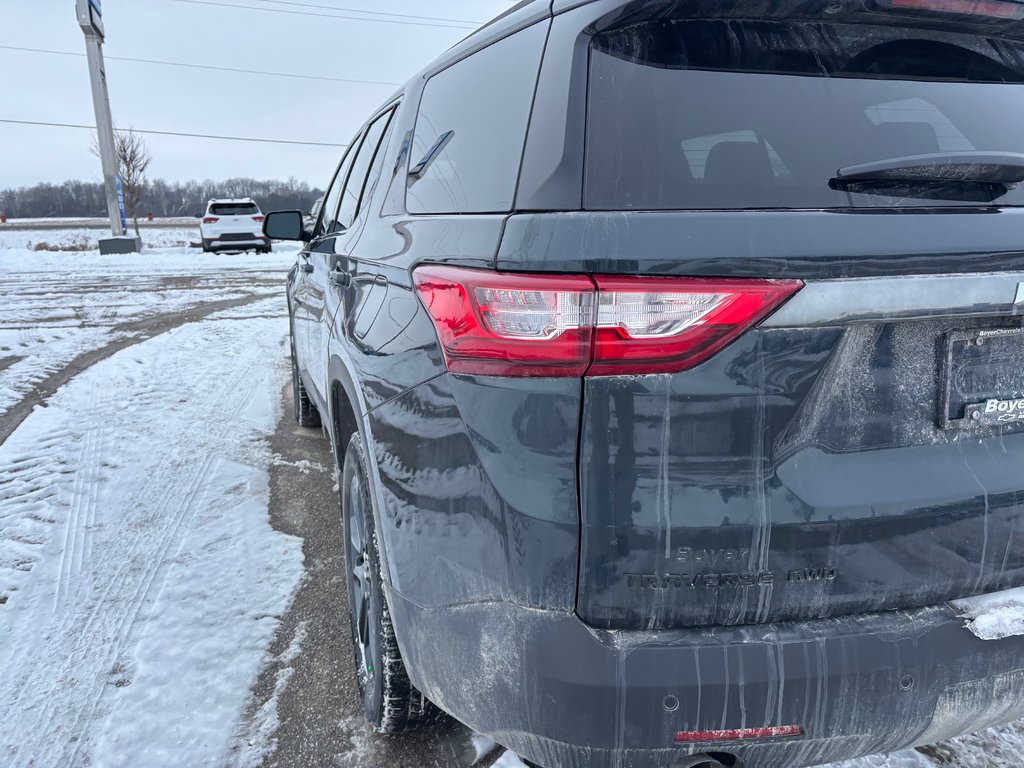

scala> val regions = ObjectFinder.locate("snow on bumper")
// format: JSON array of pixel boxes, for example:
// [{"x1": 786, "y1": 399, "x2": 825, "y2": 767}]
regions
[
  {"x1": 952, "y1": 586, "x2": 1024, "y2": 641},
  {"x1": 386, "y1": 589, "x2": 1024, "y2": 768}
]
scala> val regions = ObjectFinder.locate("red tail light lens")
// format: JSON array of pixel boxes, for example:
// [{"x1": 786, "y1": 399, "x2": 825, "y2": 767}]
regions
[
  {"x1": 589, "y1": 276, "x2": 802, "y2": 375},
  {"x1": 412, "y1": 266, "x2": 801, "y2": 378},
  {"x1": 412, "y1": 266, "x2": 595, "y2": 377},
  {"x1": 202, "y1": 216, "x2": 219, "y2": 224},
  {"x1": 252, "y1": 215, "x2": 265, "y2": 222},
  {"x1": 674, "y1": 725, "x2": 804, "y2": 744}
]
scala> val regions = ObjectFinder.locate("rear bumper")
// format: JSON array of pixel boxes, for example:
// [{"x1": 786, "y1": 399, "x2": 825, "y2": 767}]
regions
[
  {"x1": 203, "y1": 234, "x2": 268, "y2": 251},
  {"x1": 388, "y1": 588, "x2": 1024, "y2": 768}
]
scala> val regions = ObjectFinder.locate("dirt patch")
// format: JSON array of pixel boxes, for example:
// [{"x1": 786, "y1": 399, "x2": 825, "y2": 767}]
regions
[
  {"x1": 0, "y1": 356, "x2": 25, "y2": 374},
  {"x1": 32, "y1": 241, "x2": 91, "y2": 253}
]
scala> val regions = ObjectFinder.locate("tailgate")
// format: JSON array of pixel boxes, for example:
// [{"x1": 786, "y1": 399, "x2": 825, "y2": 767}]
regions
[
  {"x1": 561, "y1": 5, "x2": 1024, "y2": 629},
  {"x1": 577, "y1": 270, "x2": 1024, "y2": 629}
]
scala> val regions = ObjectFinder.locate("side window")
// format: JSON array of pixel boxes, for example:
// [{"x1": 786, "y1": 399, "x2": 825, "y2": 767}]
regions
[
  {"x1": 406, "y1": 22, "x2": 547, "y2": 214},
  {"x1": 337, "y1": 108, "x2": 395, "y2": 230},
  {"x1": 318, "y1": 139, "x2": 359, "y2": 237}
]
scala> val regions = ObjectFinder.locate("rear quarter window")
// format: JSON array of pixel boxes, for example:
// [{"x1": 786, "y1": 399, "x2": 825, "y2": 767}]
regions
[{"x1": 406, "y1": 22, "x2": 547, "y2": 215}]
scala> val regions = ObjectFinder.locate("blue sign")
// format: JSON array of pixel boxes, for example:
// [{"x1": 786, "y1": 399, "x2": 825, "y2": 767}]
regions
[
  {"x1": 115, "y1": 176, "x2": 128, "y2": 234},
  {"x1": 90, "y1": 0, "x2": 102, "y2": 16}
]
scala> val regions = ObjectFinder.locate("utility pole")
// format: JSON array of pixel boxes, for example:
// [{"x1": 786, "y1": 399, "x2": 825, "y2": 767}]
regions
[{"x1": 76, "y1": 0, "x2": 139, "y2": 252}]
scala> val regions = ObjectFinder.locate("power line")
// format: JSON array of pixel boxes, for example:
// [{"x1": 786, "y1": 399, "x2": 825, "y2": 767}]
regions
[
  {"x1": 171, "y1": 0, "x2": 478, "y2": 29},
  {"x1": 0, "y1": 44, "x2": 399, "y2": 87},
  {"x1": 247, "y1": 0, "x2": 483, "y2": 25},
  {"x1": 0, "y1": 119, "x2": 347, "y2": 148}
]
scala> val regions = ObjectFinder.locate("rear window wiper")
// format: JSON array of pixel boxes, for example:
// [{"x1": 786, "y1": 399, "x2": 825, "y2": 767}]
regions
[
  {"x1": 830, "y1": 152, "x2": 1024, "y2": 202},
  {"x1": 832, "y1": 151, "x2": 1024, "y2": 187}
]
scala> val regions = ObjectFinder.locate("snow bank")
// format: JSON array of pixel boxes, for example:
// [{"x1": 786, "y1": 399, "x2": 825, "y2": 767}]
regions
[
  {"x1": 952, "y1": 586, "x2": 1024, "y2": 641},
  {"x1": 0, "y1": 226, "x2": 198, "y2": 252}
]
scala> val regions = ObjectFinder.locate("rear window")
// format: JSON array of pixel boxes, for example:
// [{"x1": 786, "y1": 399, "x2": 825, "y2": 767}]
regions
[
  {"x1": 585, "y1": 20, "x2": 1024, "y2": 210},
  {"x1": 210, "y1": 202, "x2": 259, "y2": 215}
]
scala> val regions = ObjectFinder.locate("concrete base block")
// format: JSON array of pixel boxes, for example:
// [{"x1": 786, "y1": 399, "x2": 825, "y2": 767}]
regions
[{"x1": 99, "y1": 236, "x2": 142, "y2": 254}]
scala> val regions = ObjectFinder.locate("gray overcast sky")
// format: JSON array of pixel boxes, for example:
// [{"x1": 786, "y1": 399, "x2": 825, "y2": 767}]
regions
[{"x1": 2, "y1": 0, "x2": 517, "y2": 188}]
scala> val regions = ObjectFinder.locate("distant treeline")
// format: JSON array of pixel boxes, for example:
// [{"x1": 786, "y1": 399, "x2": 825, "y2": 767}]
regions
[{"x1": 0, "y1": 178, "x2": 324, "y2": 219}]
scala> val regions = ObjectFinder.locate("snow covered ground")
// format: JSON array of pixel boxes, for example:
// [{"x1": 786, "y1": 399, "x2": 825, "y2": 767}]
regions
[
  {"x1": 1, "y1": 230, "x2": 1023, "y2": 768},
  {"x1": 0, "y1": 232, "x2": 305, "y2": 766},
  {"x1": 0, "y1": 310, "x2": 303, "y2": 766},
  {"x1": 0, "y1": 233, "x2": 294, "y2": 419}
]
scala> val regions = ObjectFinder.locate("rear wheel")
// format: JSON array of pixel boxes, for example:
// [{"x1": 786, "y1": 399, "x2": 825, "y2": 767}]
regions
[
  {"x1": 291, "y1": 342, "x2": 320, "y2": 428},
  {"x1": 341, "y1": 434, "x2": 436, "y2": 732}
]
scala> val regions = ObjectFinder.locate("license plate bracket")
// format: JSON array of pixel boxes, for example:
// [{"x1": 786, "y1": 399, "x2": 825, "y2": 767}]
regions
[{"x1": 941, "y1": 327, "x2": 1024, "y2": 430}]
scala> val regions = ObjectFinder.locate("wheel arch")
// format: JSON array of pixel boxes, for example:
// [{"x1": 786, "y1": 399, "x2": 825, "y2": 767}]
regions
[
  {"x1": 327, "y1": 352, "x2": 363, "y2": 466},
  {"x1": 327, "y1": 351, "x2": 408, "y2": 636},
  {"x1": 330, "y1": 376, "x2": 360, "y2": 466}
]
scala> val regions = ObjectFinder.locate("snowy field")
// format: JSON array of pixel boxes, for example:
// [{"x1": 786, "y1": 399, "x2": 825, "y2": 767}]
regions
[{"x1": 0, "y1": 228, "x2": 1022, "y2": 767}]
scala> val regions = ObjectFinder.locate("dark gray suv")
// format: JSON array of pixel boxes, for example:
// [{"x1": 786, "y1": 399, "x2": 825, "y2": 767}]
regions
[{"x1": 265, "y1": 1, "x2": 1024, "y2": 766}]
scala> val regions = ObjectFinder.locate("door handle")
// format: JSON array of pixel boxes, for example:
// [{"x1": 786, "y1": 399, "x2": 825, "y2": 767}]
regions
[
  {"x1": 300, "y1": 262, "x2": 314, "y2": 274},
  {"x1": 330, "y1": 268, "x2": 352, "y2": 287}
]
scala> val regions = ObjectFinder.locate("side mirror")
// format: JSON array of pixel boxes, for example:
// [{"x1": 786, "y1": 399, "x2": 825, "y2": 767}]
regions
[{"x1": 263, "y1": 210, "x2": 308, "y2": 242}]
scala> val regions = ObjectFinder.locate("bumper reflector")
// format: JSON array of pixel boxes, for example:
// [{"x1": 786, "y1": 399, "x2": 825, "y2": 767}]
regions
[{"x1": 674, "y1": 725, "x2": 804, "y2": 744}]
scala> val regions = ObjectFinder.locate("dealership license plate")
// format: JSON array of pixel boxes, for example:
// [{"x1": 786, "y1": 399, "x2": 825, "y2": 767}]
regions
[{"x1": 942, "y1": 327, "x2": 1024, "y2": 430}]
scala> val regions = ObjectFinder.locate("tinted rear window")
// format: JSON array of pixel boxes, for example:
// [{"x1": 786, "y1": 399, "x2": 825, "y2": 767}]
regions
[
  {"x1": 210, "y1": 203, "x2": 259, "y2": 215},
  {"x1": 586, "y1": 21, "x2": 1024, "y2": 210}
]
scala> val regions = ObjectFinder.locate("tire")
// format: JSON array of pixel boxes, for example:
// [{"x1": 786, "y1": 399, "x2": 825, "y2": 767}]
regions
[
  {"x1": 291, "y1": 342, "x2": 321, "y2": 428},
  {"x1": 342, "y1": 434, "x2": 436, "y2": 733}
]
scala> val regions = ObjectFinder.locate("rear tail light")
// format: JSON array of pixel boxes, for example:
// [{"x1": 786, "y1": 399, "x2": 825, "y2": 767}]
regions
[
  {"x1": 252, "y1": 215, "x2": 265, "y2": 222},
  {"x1": 412, "y1": 266, "x2": 594, "y2": 377},
  {"x1": 878, "y1": 0, "x2": 1024, "y2": 19},
  {"x1": 590, "y1": 275, "x2": 801, "y2": 375},
  {"x1": 202, "y1": 216, "x2": 219, "y2": 224},
  {"x1": 674, "y1": 725, "x2": 804, "y2": 744},
  {"x1": 413, "y1": 265, "x2": 801, "y2": 378}
]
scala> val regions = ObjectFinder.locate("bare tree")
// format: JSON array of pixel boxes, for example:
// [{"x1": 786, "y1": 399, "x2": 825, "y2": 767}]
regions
[{"x1": 92, "y1": 128, "x2": 152, "y2": 237}]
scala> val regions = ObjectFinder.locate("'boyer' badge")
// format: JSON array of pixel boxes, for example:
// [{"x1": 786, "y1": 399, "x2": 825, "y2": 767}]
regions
[{"x1": 964, "y1": 397, "x2": 1024, "y2": 426}]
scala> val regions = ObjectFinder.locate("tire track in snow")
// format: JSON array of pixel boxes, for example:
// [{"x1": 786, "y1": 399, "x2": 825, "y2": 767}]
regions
[
  {"x1": 60, "y1": 326, "x2": 271, "y2": 764},
  {"x1": 52, "y1": 376, "x2": 106, "y2": 612},
  {"x1": 20, "y1": 329, "x2": 255, "y2": 750},
  {"x1": 0, "y1": 315, "x2": 293, "y2": 767}
]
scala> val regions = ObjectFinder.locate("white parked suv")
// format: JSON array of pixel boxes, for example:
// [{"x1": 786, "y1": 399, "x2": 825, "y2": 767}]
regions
[{"x1": 199, "y1": 198, "x2": 271, "y2": 253}]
